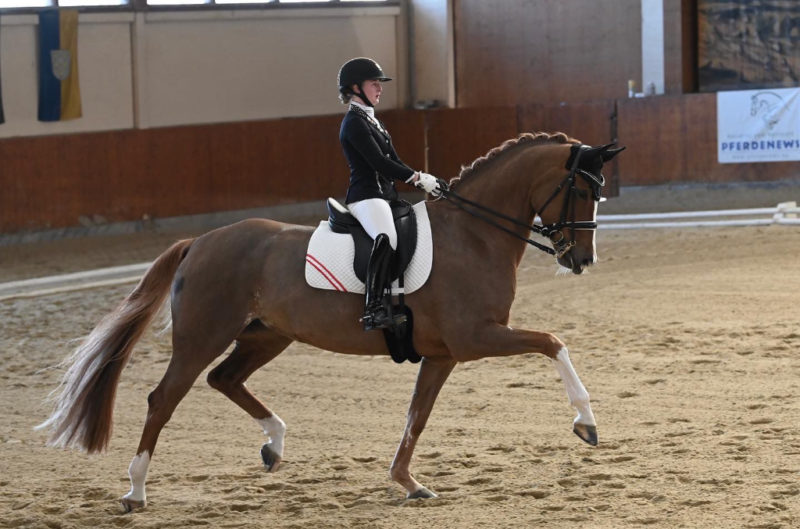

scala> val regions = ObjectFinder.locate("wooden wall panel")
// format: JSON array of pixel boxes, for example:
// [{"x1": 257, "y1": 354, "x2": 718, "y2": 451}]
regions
[
  {"x1": 0, "y1": 112, "x2": 426, "y2": 233},
  {"x1": 379, "y1": 109, "x2": 427, "y2": 175},
  {"x1": 663, "y1": 0, "x2": 682, "y2": 94},
  {"x1": 617, "y1": 93, "x2": 800, "y2": 185},
  {"x1": 3, "y1": 98, "x2": 800, "y2": 234},
  {"x1": 454, "y1": 0, "x2": 641, "y2": 107},
  {"x1": 425, "y1": 107, "x2": 519, "y2": 180},
  {"x1": 519, "y1": 100, "x2": 620, "y2": 195},
  {"x1": 518, "y1": 100, "x2": 616, "y2": 146}
]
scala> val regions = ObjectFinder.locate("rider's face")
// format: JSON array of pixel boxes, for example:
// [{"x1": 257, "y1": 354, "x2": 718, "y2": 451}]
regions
[{"x1": 353, "y1": 79, "x2": 383, "y2": 106}]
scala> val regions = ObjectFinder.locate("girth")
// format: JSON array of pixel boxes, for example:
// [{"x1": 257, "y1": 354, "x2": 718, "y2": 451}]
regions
[{"x1": 327, "y1": 198, "x2": 418, "y2": 283}]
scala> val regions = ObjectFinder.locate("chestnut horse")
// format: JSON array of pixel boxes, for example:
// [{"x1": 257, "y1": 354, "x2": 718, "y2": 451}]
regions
[{"x1": 38, "y1": 132, "x2": 623, "y2": 511}]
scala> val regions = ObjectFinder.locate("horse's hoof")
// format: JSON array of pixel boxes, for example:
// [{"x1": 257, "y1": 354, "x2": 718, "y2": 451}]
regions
[
  {"x1": 260, "y1": 443, "x2": 282, "y2": 472},
  {"x1": 407, "y1": 487, "x2": 437, "y2": 499},
  {"x1": 120, "y1": 497, "x2": 146, "y2": 513},
  {"x1": 573, "y1": 423, "x2": 598, "y2": 446}
]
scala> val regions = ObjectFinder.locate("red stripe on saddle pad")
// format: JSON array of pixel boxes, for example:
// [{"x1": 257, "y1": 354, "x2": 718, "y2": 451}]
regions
[{"x1": 305, "y1": 254, "x2": 348, "y2": 292}]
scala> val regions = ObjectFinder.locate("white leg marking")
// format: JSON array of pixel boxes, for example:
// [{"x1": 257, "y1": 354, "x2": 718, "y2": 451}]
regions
[
  {"x1": 255, "y1": 414, "x2": 286, "y2": 458},
  {"x1": 551, "y1": 347, "x2": 596, "y2": 426},
  {"x1": 122, "y1": 451, "x2": 150, "y2": 504}
]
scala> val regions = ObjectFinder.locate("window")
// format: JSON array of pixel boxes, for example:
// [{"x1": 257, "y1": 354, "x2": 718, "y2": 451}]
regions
[
  {"x1": 144, "y1": 0, "x2": 387, "y2": 5},
  {"x1": 0, "y1": 0, "x2": 388, "y2": 8},
  {"x1": 59, "y1": 0, "x2": 127, "y2": 5},
  {"x1": 0, "y1": 0, "x2": 54, "y2": 7},
  {"x1": 0, "y1": 0, "x2": 127, "y2": 6}
]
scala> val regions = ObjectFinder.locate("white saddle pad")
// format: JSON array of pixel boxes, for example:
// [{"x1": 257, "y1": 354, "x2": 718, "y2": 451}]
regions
[{"x1": 305, "y1": 201, "x2": 433, "y2": 295}]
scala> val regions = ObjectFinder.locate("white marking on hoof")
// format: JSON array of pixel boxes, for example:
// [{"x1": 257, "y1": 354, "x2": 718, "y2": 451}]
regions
[
  {"x1": 122, "y1": 451, "x2": 150, "y2": 510},
  {"x1": 551, "y1": 347, "x2": 597, "y2": 427},
  {"x1": 255, "y1": 414, "x2": 286, "y2": 460}
]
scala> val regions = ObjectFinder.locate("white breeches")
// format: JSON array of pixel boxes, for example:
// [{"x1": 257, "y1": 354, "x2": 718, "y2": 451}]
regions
[{"x1": 348, "y1": 198, "x2": 398, "y2": 250}]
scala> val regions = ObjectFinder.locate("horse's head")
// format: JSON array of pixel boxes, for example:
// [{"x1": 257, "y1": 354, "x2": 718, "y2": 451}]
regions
[
  {"x1": 534, "y1": 142, "x2": 624, "y2": 274},
  {"x1": 750, "y1": 95, "x2": 760, "y2": 117}
]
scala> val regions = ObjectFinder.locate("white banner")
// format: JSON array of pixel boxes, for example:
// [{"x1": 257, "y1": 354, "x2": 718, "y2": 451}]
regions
[{"x1": 717, "y1": 87, "x2": 800, "y2": 163}]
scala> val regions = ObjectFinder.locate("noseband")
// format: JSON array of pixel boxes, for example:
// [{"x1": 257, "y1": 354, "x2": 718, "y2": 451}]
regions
[{"x1": 439, "y1": 143, "x2": 604, "y2": 257}]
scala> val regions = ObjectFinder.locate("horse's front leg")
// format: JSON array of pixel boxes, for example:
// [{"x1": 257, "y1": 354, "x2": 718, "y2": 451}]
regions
[
  {"x1": 390, "y1": 356, "x2": 457, "y2": 499},
  {"x1": 550, "y1": 346, "x2": 597, "y2": 445},
  {"x1": 452, "y1": 324, "x2": 597, "y2": 446}
]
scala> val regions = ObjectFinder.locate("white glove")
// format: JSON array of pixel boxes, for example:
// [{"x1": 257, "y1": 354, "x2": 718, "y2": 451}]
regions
[{"x1": 413, "y1": 172, "x2": 443, "y2": 196}]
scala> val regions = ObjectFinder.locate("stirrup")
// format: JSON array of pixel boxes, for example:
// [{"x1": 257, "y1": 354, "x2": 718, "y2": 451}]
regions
[{"x1": 361, "y1": 305, "x2": 392, "y2": 331}]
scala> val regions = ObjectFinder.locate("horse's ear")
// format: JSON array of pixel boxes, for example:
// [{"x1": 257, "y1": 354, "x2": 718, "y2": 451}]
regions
[
  {"x1": 579, "y1": 143, "x2": 614, "y2": 162},
  {"x1": 600, "y1": 144, "x2": 625, "y2": 162}
]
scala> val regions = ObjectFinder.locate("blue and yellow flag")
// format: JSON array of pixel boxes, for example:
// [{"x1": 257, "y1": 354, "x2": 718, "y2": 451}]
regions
[{"x1": 38, "y1": 9, "x2": 82, "y2": 122}]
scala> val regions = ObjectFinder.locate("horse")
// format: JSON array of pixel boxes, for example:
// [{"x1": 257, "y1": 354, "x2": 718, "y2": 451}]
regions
[
  {"x1": 37, "y1": 132, "x2": 623, "y2": 512},
  {"x1": 750, "y1": 91, "x2": 784, "y2": 130}
]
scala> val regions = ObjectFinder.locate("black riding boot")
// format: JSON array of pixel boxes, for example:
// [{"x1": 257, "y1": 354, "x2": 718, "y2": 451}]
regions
[{"x1": 362, "y1": 233, "x2": 394, "y2": 331}]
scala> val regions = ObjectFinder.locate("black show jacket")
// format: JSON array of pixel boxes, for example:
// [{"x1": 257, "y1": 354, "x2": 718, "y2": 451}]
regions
[{"x1": 340, "y1": 108, "x2": 415, "y2": 204}]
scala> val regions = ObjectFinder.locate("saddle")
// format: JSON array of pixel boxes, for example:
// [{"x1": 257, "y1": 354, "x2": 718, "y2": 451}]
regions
[
  {"x1": 325, "y1": 198, "x2": 421, "y2": 364},
  {"x1": 326, "y1": 198, "x2": 418, "y2": 283}
]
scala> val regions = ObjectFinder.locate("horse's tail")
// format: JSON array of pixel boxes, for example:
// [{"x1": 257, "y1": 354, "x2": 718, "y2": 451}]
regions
[{"x1": 36, "y1": 238, "x2": 195, "y2": 453}]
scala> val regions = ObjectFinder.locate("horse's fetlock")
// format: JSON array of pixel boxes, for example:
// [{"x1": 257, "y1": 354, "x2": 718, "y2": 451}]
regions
[
  {"x1": 389, "y1": 466, "x2": 407, "y2": 483},
  {"x1": 573, "y1": 394, "x2": 590, "y2": 408},
  {"x1": 544, "y1": 335, "x2": 566, "y2": 359}
]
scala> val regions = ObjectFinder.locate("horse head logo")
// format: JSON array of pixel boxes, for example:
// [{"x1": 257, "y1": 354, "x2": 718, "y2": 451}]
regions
[{"x1": 750, "y1": 91, "x2": 784, "y2": 130}]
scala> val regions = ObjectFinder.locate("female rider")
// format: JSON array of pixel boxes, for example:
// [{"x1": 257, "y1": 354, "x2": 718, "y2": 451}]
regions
[{"x1": 337, "y1": 57, "x2": 443, "y2": 331}]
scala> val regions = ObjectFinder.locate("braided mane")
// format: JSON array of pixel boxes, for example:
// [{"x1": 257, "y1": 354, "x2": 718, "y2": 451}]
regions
[{"x1": 449, "y1": 132, "x2": 578, "y2": 188}]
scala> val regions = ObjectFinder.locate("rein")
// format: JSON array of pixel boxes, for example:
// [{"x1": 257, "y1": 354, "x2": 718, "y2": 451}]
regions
[
  {"x1": 439, "y1": 145, "x2": 603, "y2": 258},
  {"x1": 439, "y1": 187, "x2": 558, "y2": 255}
]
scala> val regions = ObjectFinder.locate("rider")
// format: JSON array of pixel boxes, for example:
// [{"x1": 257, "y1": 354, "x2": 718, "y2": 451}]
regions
[{"x1": 337, "y1": 57, "x2": 443, "y2": 331}]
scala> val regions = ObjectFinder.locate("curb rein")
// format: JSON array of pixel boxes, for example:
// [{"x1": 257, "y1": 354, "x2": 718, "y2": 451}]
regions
[{"x1": 438, "y1": 145, "x2": 602, "y2": 258}]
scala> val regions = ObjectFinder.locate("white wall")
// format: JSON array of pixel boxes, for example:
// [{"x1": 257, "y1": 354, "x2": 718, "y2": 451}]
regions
[
  {"x1": 409, "y1": 0, "x2": 453, "y2": 107},
  {"x1": 0, "y1": 5, "x2": 402, "y2": 138},
  {"x1": 0, "y1": 14, "x2": 134, "y2": 138},
  {"x1": 136, "y1": 8, "x2": 400, "y2": 127}
]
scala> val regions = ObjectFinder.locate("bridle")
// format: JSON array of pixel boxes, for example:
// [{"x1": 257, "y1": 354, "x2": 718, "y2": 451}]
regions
[{"x1": 438, "y1": 143, "x2": 605, "y2": 258}]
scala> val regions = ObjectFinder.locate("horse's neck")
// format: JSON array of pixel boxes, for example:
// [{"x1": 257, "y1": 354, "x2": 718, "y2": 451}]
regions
[
  {"x1": 435, "y1": 147, "x2": 540, "y2": 266},
  {"x1": 452, "y1": 148, "x2": 537, "y2": 226}
]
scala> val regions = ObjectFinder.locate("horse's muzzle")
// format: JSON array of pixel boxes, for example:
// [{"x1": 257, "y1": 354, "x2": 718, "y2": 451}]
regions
[{"x1": 558, "y1": 249, "x2": 595, "y2": 275}]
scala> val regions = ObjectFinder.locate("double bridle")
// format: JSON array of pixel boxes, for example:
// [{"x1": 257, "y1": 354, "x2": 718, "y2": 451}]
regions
[{"x1": 438, "y1": 144, "x2": 605, "y2": 258}]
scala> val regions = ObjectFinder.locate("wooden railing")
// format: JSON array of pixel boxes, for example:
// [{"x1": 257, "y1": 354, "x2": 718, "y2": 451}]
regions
[{"x1": 2, "y1": 93, "x2": 797, "y2": 233}]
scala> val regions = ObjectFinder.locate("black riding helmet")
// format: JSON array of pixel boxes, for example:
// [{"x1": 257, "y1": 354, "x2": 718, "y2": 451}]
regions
[{"x1": 338, "y1": 57, "x2": 392, "y2": 107}]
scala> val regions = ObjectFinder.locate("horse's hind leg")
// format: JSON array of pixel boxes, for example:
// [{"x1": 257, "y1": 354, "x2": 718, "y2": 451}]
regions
[
  {"x1": 391, "y1": 356, "x2": 457, "y2": 498},
  {"x1": 120, "y1": 306, "x2": 246, "y2": 513},
  {"x1": 206, "y1": 321, "x2": 293, "y2": 472},
  {"x1": 120, "y1": 348, "x2": 219, "y2": 512}
]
